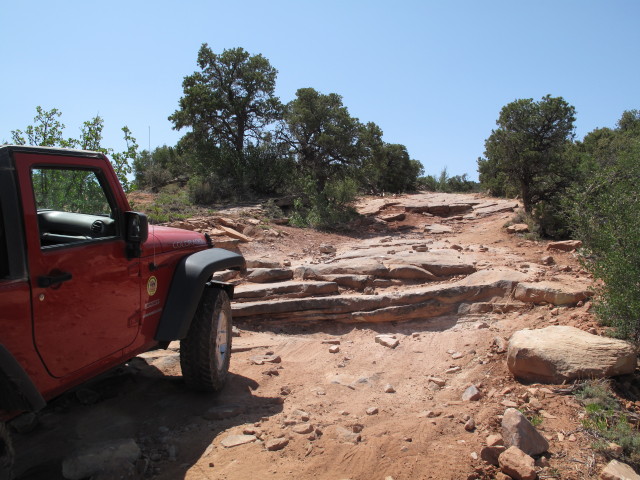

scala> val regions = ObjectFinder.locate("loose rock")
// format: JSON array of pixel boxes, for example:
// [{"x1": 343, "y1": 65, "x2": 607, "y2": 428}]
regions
[
  {"x1": 501, "y1": 408, "x2": 549, "y2": 456},
  {"x1": 498, "y1": 446, "x2": 536, "y2": 480},
  {"x1": 462, "y1": 385, "x2": 482, "y2": 401},
  {"x1": 375, "y1": 335, "x2": 400, "y2": 349}
]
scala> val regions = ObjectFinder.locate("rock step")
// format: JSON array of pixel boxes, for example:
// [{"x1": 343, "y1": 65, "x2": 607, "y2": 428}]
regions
[
  {"x1": 232, "y1": 269, "x2": 592, "y2": 325},
  {"x1": 233, "y1": 269, "x2": 527, "y2": 324},
  {"x1": 234, "y1": 280, "x2": 339, "y2": 303}
]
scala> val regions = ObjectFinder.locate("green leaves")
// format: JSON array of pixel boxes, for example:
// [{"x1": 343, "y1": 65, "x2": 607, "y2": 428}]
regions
[{"x1": 10, "y1": 107, "x2": 138, "y2": 193}]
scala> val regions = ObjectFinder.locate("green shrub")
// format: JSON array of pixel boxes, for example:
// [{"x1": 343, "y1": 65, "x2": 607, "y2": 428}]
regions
[
  {"x1": 567, "y1": 146, "x2": 640, "y2": 342},
  {"x1": 575, "y1": 380, "x2": 640, "y2": 467},
  {"x1": 290, "y1": 176, "x2": 359, "y2": 229}
]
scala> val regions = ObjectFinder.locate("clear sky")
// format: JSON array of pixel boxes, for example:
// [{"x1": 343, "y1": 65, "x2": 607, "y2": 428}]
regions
[{"x1": 2, "y1": 0, "x2": 638, "y2": 180}]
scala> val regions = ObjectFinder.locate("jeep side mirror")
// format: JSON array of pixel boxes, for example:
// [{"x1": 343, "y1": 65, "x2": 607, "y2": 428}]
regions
[{"x1": 125, "y1": 211, "x2": 148, "y2": 258}]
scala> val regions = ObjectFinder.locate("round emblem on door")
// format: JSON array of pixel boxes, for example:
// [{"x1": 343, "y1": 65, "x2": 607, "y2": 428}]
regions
[{"x1": 147, "y1": 276, "x2": 158, "y2": 296}]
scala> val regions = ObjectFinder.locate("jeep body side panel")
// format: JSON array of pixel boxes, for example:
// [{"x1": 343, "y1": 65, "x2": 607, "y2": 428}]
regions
[
  {"x1": 13, "y1": 152, "x2": 142, "y2": 378},
  {"x1": 155, "y1": 249, "x2": 245, "y2": 341}
]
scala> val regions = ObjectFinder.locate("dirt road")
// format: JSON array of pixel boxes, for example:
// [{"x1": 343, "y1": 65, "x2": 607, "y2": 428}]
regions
[{"x1": 12, "y1": 192, "x2": 605, "y2": 480}]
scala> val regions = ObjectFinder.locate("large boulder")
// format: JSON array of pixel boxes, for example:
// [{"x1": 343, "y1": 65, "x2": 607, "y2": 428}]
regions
[{"x1": 507, "y1": 326, "x2": 637, "y2": 383}]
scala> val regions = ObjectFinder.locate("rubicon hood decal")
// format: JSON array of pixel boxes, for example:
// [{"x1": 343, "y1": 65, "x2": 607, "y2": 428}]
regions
[{"x1": 142, "y1": 226, "x2": 208, "y2": 254}]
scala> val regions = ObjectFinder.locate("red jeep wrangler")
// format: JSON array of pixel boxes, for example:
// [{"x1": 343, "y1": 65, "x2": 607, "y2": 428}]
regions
[{"x1": 0, "y1": 145, "x2": 245, "y2": 476}]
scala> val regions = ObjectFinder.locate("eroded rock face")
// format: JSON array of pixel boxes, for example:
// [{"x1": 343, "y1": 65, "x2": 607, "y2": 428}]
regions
[{"x1": 507, "y1": 326, "x2": 637, "y2": 383}]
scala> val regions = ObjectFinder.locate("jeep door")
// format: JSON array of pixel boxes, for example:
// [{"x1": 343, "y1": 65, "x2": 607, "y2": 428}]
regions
[{"x1": 16, "y1": 152, "x2": 141, "y2": 378}]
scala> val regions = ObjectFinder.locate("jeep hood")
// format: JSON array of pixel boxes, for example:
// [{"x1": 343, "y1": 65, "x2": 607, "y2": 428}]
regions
[{"x1": 142, "y1": 225, "x2": 208, "y2": 254}]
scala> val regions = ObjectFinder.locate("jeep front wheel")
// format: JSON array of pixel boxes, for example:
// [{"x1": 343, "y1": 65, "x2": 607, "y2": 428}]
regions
[
  {"x1": 0, "y1": 422, "x2": 14, "y2": 480},
  {"x1": 180, "y1": 287, "x2": 232, "y2": 392}
]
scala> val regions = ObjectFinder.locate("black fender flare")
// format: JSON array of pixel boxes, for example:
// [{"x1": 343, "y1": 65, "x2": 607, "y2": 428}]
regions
[
  {"x1": 154, "y1": 248, "x2": 245, "y2": 342},
  {"x1": 0, "y1": 345, "x2": 46, "y2": 413}
]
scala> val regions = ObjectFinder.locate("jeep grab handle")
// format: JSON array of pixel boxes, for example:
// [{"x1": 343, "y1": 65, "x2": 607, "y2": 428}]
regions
[{"x1": 37, "y1": 272, "x2": 73, "y2": 288}]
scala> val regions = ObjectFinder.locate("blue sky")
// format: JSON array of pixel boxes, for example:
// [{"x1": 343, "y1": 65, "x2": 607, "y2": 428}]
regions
[{"x1": 2, "y1": 0, "x2": 638, "y2": 180}]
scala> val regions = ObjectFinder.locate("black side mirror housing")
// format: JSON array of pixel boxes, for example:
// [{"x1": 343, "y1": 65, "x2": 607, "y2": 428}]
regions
[{"x1": 125, "y1": 211, "x2": 148, "y2": 258}]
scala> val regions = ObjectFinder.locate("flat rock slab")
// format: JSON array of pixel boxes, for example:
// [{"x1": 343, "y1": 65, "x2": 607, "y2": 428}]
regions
[
  {"x1": 547, "y1": 240, "x2": 582, "y2": 251},
  {"x1": 245, "y1": 268, "x2": 294, "y2": 283},
  {"x1": 379, "y1": 212, "x2": 406, "y2": 222},
  {"x1": 221, "y1": 434, "x2": 257, "y2": 448},
  {"x1": 507, "y1": 224, "x2": 529, "y2": 234},
  {"x1": 507, "y1": 326, "x2": 637, "y2": 383},
  {"x1": 234, "y1": 280, "x2": 339, "y2": 302},
  {"x1": 473, "y1": 202, "x2": 519, "y2": 217},
  {"x1": 424, "y1": 224, "x2": 453, "y2": 234},
  {"x1": 514, "y1": 281, "x2": 592, "y2": 305}
]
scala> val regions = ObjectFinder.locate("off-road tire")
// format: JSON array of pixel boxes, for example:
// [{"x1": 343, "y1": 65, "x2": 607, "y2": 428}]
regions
[
  {"x1": 180, "y1": 287, "x2": 232, "y2": 392},
  {"x1": 0, "y1": 422, "x2": 14, "y2": 480}
]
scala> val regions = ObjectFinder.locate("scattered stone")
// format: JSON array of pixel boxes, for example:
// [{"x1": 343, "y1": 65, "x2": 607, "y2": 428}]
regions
[
  {"x1": 366, "y1": 407, "x2": 379, "y2": 415},
  {"x1": 481, "y1": 445, "x2": 506, "y2": 466},
  {"x1": 412, "y1": 244, "x2": 429, "y2": 252},
  {"x1": 262, "y1": 367, "x2": 279, "y2": 376},
  {"x1": 250, "y1": 354, "x2": 282, "y2": 365},
  {"x1": 280, "y1": 386, "x2": 292, "y2": 396},
  {"x1": 462, "y1": 385, "x2": 482, "y2": 402},
  {"x1": 319, "y1": 244, "x2": 336, "y2": 254},
  {"x1": 445, "y1": 366, "x2": 461, "y2": 374},
  {"x1": 492, "y1": 336, "x2": 508, "y2": 354},
  {"x1": 540, "y1": 255, "x2": 555, "y2": 265},
  {"x1": 265, "y1": 437, "x2": 289, "y2": 451},
  {"x1": 547, "y1": 240, "x2": 582, "y2": 251},
  {"x1": 62, "y1": 439, "x2": 141, "y2": 480},
  {"x1": 464, "y1": 417, "x2": 476, "y2": 432},
  {"x1": 322, "y1": 338, "x2": 341, "y2": 345},
  {"x1": 329, "y1": 345, "x2": 340, "y2": 354},
  {"x1": 607, "y1": 442, "x2": 624, "y2": 456},
  {"x1": 429, "y1": 377, "x2": 446, "y2": 387},
  {"x1": 600, "y1": 459, "x2": 640, "y2": 480},
  {"x1": 506, "y1": 224, "x2": 529, "y2": 234},
  {"x1": 450, "y1": 244, "x2": 464, "y2": 251},
  {"x1": 418, "y1": 410, "x2": 441, "y2": 418},
  {"x1": 498, "y1": 446, "x2": 536, "y2": 480},
  {"x1": 292, "y1": 423, "x2": 314, "y2": 434},
  {"x1": 507, "y1": 326, "x2": 637, "y2": 383},
  {"x1": 486, "y1": 434, "x2": 503, "y2": 447},
  {"x1": 501, "y1": 400, "x2": 519, "y2": 408},
  {"x1": 375, "y1": 335, "x2": 399, "y2": 349},
  {"x1": 501, "y1": 408, "x2": 549, "y2": 456},
  {"x1": 451, "y1": 352, "x2": 464, "y2": 360},
  {"x1": 384, "y1": 384, "x2": 396, "y2": 393}
]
